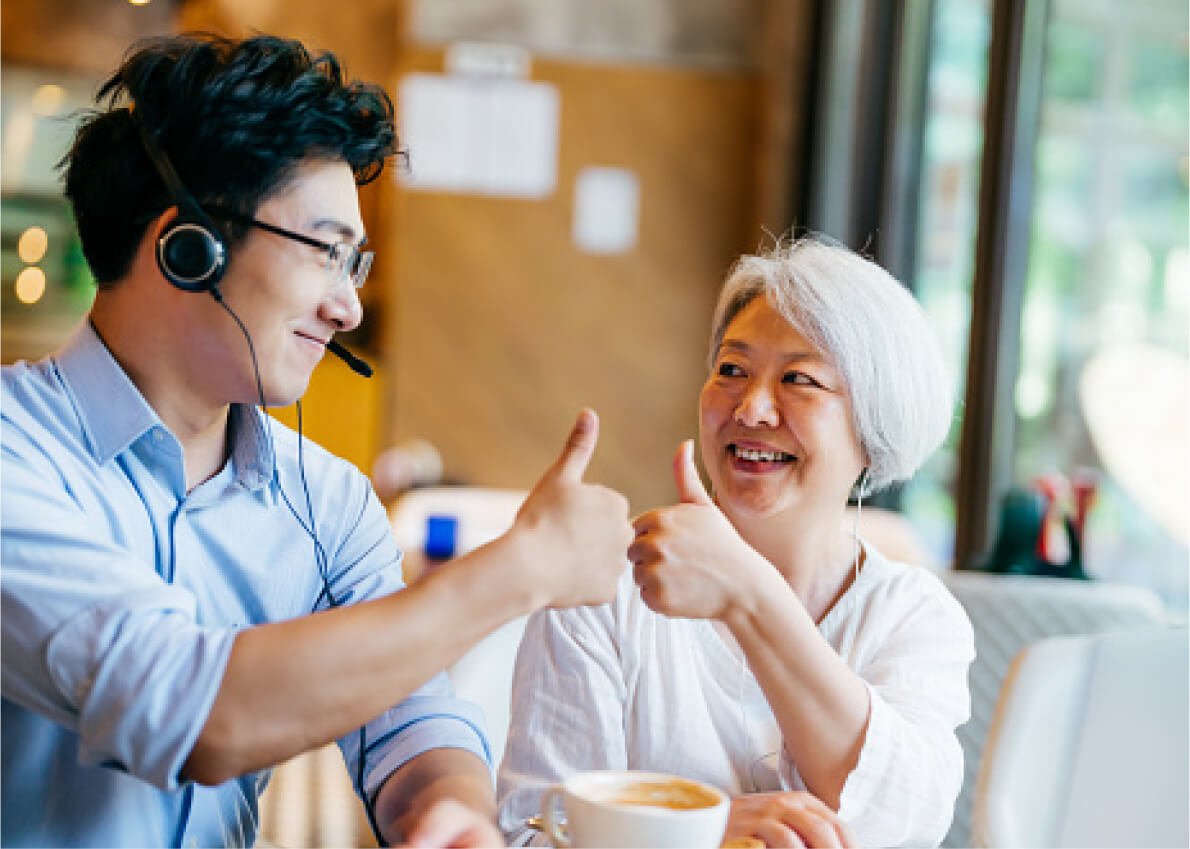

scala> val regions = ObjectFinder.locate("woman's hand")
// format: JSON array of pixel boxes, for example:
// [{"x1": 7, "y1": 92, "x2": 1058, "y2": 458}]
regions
[
  {"x1": 721, "y1": 791, "x2": 856, "y2": 848},
  {"x1": 628, "y1": 441, "x2": 770, "y2": 620}
]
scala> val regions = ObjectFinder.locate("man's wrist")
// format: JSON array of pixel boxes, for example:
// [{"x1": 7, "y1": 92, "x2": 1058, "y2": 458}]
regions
[{"x1": 479, "y1": 525, "x2": 553, "y2": 613}]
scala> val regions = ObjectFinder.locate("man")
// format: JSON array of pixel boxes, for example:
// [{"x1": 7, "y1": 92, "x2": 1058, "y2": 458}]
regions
[{"x1": 0, "y1": 34, "x2": 632, "y2": 847}]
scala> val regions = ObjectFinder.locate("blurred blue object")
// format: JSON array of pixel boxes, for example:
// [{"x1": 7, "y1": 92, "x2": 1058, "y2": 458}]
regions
[{"x1": 424, "y1": 514, "x2": 458, "y2": 560}]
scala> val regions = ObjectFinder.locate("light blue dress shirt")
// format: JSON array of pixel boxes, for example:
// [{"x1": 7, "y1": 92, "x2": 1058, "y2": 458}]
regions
[{"x1": 1, "y1": 321, "x2": 490, "y2": 847}]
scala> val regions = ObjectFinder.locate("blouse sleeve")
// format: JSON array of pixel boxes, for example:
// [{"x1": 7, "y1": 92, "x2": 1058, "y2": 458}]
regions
[
  {"x1": 496, "y1": 600, "x2": 629, "y2": 846},
  {"x1": 779, "y1": 573, "x2": 975, "y2": 848}
]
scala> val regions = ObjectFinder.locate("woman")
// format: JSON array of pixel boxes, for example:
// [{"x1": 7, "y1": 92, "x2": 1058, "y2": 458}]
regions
[{"x1": 497, "y1": 237, "x2": 974, "y2": 848}]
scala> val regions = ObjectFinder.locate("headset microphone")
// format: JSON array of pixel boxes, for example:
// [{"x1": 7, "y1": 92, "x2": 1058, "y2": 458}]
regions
[{"x1": 326, "y1": 339, "x2": 373, "y2": 378}]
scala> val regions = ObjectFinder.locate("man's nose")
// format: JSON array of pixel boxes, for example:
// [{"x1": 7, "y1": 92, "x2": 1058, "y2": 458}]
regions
[{"x1": 321, "y1": 280, "x2": 363, "y2": 332}]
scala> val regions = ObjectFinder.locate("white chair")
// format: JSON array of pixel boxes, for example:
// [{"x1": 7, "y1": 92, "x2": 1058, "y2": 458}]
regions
[
  {"x1": 389, "y1": 486, "x2": 530, "y2": 585},
  {"x1": 972, "y1": 628, "x2": 1189, "y2": 848},
  {"x1": 941, "y1": 571, "x2": 1168, "y2": 847}
]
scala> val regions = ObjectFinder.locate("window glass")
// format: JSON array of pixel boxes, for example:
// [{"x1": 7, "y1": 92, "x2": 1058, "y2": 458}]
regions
[
  {"x1": 1015, "y1": 0, "x2": 1188, "y2": 611},
  {"x1": 900, "y1": 0, "x2": 993, "y2": 564}
]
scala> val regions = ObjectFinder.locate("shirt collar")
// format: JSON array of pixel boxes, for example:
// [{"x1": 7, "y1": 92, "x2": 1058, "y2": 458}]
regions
[
  {"x1": 54, "y1": 320, "x2": 275, "y2": 491},
  {"x1": 228, "y1": 404, "x2": 276, "y2": 493},
  {"x1": 54, "y1": 320, "x2": 160, "y2": 466}
]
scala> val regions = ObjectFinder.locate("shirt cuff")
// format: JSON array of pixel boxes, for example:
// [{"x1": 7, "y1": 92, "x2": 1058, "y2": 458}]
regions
[
  {"x1": 836, "y1": 681, "x2": 892, "y2": 822},
  {"x1": 357, "y1": 704, "x2": 491, "y2": 799}
]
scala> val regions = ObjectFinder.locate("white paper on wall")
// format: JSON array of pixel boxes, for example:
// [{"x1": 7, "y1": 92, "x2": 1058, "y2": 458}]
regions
[
  {"x1": 572, "y1": 166, "x2": 640, "y2": 255},
  {"x1": 445, "y1": 41, "x2": 531, "y2": 79},
  {"x1": 398, "y1": 71, "x2": 559, "y2": 199}
]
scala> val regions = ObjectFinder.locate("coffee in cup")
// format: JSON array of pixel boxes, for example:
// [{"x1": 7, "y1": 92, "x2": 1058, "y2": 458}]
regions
[
  {"x1": 589, "y1": 776, "x2": 723, "y2": 810},
  {"x1": 539, "y1": 770, "x2": 729, "y2": 848}
]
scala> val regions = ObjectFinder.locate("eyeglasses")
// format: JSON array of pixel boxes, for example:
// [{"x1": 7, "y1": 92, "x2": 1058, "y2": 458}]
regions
[{"x1": 214, "y1": 211, "x2": 374, "y2": 289}]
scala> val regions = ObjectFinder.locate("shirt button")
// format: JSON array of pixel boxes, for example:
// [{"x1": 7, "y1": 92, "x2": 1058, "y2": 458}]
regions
[{"x1": 153, "y1": 430, "x2": 165, "y2": 441}]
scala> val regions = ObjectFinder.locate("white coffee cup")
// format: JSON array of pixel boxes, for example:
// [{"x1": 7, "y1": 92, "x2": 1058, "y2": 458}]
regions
[{"x1": 538, "y1": 769, "x2": 730, "y2": 848}]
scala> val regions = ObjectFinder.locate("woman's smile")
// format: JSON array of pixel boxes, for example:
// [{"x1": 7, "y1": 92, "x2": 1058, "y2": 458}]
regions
[
  {"x1": 700, "y1": 297, "x2": 864, "y2": 518},
  {"x1": 726, "y1": 440, "x2": 797, "y2": 474}
]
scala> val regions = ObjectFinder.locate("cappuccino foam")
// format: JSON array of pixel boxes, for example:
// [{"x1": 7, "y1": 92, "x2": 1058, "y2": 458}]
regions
[{"x1": 594, "y1": 778, "x2": 721, "y2": 811}]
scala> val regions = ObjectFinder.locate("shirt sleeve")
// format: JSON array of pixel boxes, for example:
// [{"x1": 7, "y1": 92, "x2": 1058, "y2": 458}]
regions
[
  {"x1": 779, "y1": 575, "x2": 975, "y2": 848},
  {"x1": 291, "y1": 441, "x2": 406, "y2": 611},
  {"x1": 1, "y1": 435, "x2": 235, "y2": 792},
  {"x1": 341, "y1": 681, "x2": 492, "y2": 803},
  {"x1": 497, "y1": 602, "x2": 629, "y2": 846}
]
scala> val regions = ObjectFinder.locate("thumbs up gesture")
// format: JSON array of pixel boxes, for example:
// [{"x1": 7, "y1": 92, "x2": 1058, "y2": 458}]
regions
[
  {"x1": 672, "y1": 437, "x2": 714, "y2": 507},
  {"x1": 629, "y1": 441, "x2": 766, "y2": 620},
  {"x1": 510, "y1": 409, "x2": 634, "y2": 609}
]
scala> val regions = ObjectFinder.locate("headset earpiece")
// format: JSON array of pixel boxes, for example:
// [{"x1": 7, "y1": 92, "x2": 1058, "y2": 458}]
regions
[
  {"x1": 130, "y1": 106, "x2": 228, "y2": 292},
  {"x1": 156, "y1": 217, "x2": 226, "y2": 291}
]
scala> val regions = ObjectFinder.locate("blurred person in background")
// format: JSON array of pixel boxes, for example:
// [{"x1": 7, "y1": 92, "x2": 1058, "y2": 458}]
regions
[
  {"x1": 498, "y1": 237, "x2": 974, "y2": 848},
  {"x1": 1, "y1": 33, "x2": 632, "y2": 848}
]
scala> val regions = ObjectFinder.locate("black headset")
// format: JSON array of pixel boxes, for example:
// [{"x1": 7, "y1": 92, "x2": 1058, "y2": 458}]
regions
[
  {"x1": 128, "y1": 106, "x2": 373, "y2": 378},
  {"x1": 129, "y1": 107, "x2": 228, "y2": 292}
]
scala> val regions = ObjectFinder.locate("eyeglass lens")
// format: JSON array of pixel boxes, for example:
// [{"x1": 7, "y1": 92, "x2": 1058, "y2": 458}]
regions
[{"x1": 328, "y1": 244, "x2": 374, "y2": 289}]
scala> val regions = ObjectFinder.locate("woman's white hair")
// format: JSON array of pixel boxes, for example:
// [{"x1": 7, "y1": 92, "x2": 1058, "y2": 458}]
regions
[{"x1": 708, "y1": 235, "x2": 954, "y2": 494}]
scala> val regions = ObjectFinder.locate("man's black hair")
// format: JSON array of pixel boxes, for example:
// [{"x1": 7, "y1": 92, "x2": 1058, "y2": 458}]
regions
[{"x1": 61, "y1": 32, "x2": 398, "y2": 286}]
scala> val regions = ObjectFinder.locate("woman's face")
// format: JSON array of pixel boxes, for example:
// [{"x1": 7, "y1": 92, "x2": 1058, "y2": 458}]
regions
[{"x1": 699, "y1": 296, "x2": 865, "y2": 521}]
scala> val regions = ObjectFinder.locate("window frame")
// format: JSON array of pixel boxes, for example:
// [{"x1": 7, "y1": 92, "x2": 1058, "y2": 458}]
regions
[{"x1": 801, "y1": 0, "x2": 1055, "y2": 566}]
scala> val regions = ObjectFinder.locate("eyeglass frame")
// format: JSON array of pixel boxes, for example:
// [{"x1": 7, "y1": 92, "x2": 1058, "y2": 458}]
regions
[{"x1": 210, "y1": 208, "x2": 374, "y2": 289}]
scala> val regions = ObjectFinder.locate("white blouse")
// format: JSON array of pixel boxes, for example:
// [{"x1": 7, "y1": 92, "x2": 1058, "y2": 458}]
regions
[{"x1": 496, "y1": 543, "x2": 975, "y2": 848}]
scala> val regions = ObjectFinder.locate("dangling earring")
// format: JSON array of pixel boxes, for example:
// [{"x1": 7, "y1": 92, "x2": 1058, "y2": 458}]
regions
[{"x1": 853, "y1": 468, "x2": 869, "y2": 583}]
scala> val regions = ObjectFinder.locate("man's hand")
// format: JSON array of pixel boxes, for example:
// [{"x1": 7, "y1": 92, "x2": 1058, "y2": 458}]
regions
[
  {"x1": 377, "y1": 749, "x2": 501, "y2": 848},
  {"x1": 510, "y1": 409, "x2": 633, "y2": 609},
  {"x1": 401, "y1": 798, "x2": 504, "y2": 848},
  {"x1": 722, "y1": 791, "x2": 856, "y2": 848},
  {"x1": 629, "y1": 441, "x2": 769, "y2": 620}
]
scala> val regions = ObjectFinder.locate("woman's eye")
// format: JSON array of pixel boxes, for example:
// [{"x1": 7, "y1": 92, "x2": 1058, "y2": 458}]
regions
[
  {"x1": 717, "y1": 363, "x2": 744, "y2": 378},
  {"x1": 783, "y1": 370, "x2": 819, "y2": 386}
]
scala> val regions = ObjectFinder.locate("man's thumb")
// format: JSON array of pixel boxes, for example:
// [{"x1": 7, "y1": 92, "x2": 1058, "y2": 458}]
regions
[
  {"x1": 552, "y1": 408, "x2": 599, "y2": 482},
  {"x1": 673, "y1": 440, "x2": 712, "y2": 505}
]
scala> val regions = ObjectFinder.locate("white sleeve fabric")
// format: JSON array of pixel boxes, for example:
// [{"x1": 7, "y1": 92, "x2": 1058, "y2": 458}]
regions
[
  {"x1": 779, "y1": 568, "x2": 975, "y2": 847},
  {"x1": 496, "y1": 602, "x2": 629, "y2": 846}
]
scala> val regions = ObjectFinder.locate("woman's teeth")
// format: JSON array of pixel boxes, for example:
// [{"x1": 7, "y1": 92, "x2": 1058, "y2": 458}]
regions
[{"x1": 732, "y1": 445, "x2": 794, "y2": 462}]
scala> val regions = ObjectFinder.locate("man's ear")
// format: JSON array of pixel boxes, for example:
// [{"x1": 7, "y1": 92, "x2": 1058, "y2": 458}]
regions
[{"x1": 116, "y1": 207, "x2": 179, "y2": 286}]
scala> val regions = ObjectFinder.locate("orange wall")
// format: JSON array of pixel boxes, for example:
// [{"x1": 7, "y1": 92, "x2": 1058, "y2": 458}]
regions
[{"x1": 269, "y1": 357, "x2": 383, "y2": 476}]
